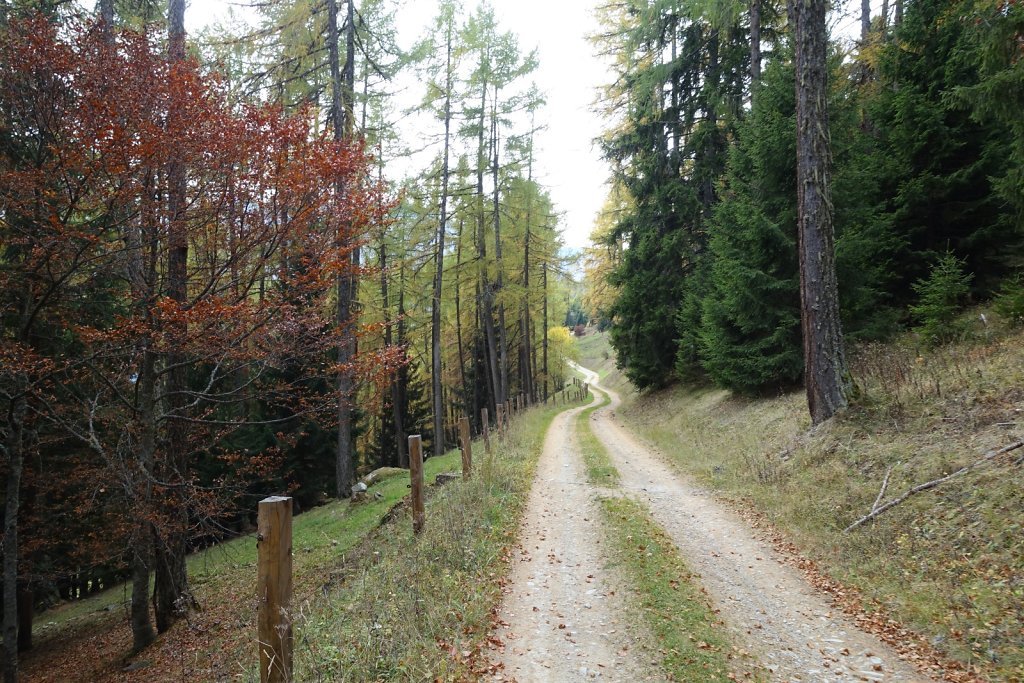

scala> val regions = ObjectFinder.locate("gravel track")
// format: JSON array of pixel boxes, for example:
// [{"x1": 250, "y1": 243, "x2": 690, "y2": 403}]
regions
[
  {"x1": 576, "y1": 363, "x2": 938, "y2": 683},
  {"x1": 489, "y1": 398, "x2": 657, "y2": 682}
]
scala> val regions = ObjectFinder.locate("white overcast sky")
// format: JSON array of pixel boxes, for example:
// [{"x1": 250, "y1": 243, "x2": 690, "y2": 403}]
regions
[{"x1": 188, "y1": 0, "x2": 870, "y2": 251}]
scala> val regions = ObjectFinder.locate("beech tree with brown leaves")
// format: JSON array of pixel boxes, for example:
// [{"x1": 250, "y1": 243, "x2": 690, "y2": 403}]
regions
[{"x1": 0, "y1": 13, "x2": 392, "y2": 666}]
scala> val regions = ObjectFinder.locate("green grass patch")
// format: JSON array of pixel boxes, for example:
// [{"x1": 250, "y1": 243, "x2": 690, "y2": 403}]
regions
[
  {"x1": 35, "y1": 450, "x2": 468, "y2": 636},
  {"x1": 598, "y1": 496, "x2": 747, "y2": 682},
  {"x1": 285, "y1": 404, "x2": 564, "y2": 682},
  {"x1": 576, "y1": 389, "x2": 619, "y2": 486}
]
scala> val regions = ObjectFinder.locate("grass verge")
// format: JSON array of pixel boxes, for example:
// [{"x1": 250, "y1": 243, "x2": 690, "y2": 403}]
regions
[
  {"x1": 287, "y1": 404, "x2": 563, "y2": 682},
  {"x1": 576, "y1": 389, "x2": 619, "y2": 486},
  {"x1": 598, "y1": 496, "x2": 753, "y2": 682}
]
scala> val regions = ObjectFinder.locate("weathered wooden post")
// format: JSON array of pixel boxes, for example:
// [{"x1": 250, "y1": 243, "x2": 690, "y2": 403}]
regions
[
  {"x1": 408, "y1": 435, "x2": 425, "y2": 534},
  {"x1": 257, "y1": 496, "x2": 293, "y2": 683},
  {"x1": 481, "y1": 408, "x2": 491, "y2": 454},
  {"x1": 459, "y1": 416, "x2": 472, "y2": 479}
]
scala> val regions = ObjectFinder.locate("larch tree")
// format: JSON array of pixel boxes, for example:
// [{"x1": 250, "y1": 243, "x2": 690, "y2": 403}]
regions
[{"x1": 789, "y1": 0, "x2": 851, "y2": 423}]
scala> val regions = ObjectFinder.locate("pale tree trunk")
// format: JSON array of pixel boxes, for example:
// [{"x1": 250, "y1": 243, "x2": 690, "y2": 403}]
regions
[
  {"x1": 379, "y1": 227, "x2": 406, "y2": 467},
  {"x1": 491, "y1": 89, "x2": 508, "y2": 406},
  {"x1": 790, "y1": 0, "x2": 852, "y2": 425},
  {"x1": 542, "y1": 260, "x2": 549, "y2": 401},
  {"x1": 396, "y1": 263, "x2": 409, "y2": 467},
  {"x1": 519, "y1": 134, "x2": 535, "y2": 404},
  {"x1": 99, "y1": 0, "x2": 113, "y2": 29},
  {"x1": 154, "y1": 0, "x2": 192, "y2": 634},
  {"x1": 432, "y1": 22, "x2": 454, "y2": 458},
  {"x1": 750, "y1": 0, "x2": 762, "y2": 87},
  {"x1": 454, "y1": 218, "x2": 470, "y2": 414},
  {"x1": 328, "y1": 0, "x2": 357, "y2": 495},
  {"x1": 861, "y1": 0, "x2": 871, "y2": 39},
  {"x1": 476, "y1": 77, "x2": 501, "y2": 414}
]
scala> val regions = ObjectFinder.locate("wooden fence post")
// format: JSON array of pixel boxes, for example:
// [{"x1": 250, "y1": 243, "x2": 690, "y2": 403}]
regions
[
  {"x1": 459, "y1": 416, "x2": 472, "y2": 480},
  {"x1": 481, "y1": 408, "x2": 491, "y2": 454},
  {"x1": 257, "y1": 496, "x2": 293, "y2": 683},
  {"x1": 408, "y1": 435, "x2": 425, "y2": 534}
]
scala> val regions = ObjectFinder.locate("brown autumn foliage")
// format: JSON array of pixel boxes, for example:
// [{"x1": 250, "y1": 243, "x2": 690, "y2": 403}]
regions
[{"x1": 0, "y1": 13, "x2": 402, "y2": 656}]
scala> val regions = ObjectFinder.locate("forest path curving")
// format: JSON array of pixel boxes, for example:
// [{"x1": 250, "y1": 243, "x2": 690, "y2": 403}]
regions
[
  {"x1": 575, "y1": 362, "x2": 940, "y2": 683},
  {"x1": 488, "y1": 395, "x2": 658, "y2": 682}
]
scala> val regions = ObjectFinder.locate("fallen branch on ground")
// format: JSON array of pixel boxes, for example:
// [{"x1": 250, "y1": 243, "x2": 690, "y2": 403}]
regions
[
  {"x1": 871, "y1": 463, "x2": 897, "y2": 513},
  {"x1": 844, "y1": 439, "x2": 1023, "y2": 533}
]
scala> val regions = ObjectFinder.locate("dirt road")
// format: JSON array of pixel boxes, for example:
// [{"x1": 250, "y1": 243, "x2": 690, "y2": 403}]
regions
[
  {"x1": 575, "y1": 363, "x2": 938, "y2": 683},
  {"x1": 491, "y1": 363, "x2": 941, "y2": 682},
  {"x1": 489, "y1": 397, "x2": 656, "y2": 682}
]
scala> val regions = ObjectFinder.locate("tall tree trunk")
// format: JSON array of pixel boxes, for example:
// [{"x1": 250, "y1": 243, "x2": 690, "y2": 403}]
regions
[
  {"x1": 519, "y1": 136, "x2": 535, "y2": 404},
  {"x1": 379, "y1": 232, "x2": 406, "y2": 468},
  {"x1": 881, "y1": 0, "x2": 889, "y2": 33},
  {"x1": 432, "y1": 22, "x2": 454, "y2": 458},
  {"x1": 2, "y1": 389, "x2": 26, "y2": 683},
  {"x1": 790, "y1": 0, "x2": 852, "y2": 425},
  {"x1": 455, "y1": 218, "x2": 470, "y2": 413},
  {"x1": 542, "y1": 260, "x2": 549, "y2": 401},
  {"x1": 894, "y1": 0, "x2": 903, "y2": 26},
  {"x1": 491, "y1": 88, "x2": 508, "y2": 406},
  {"x1": 476, "y1": 78, "x2": 501, "y2": 413},
  {"x1": 396, "y1": 262, "x2": 409, "y2": 467},
  {"x1": 154, "y1": 0, "x2": 192, "y2": 634},
  {"x1": 861, "y1": 0, "x2": 871, "y2": 39},
  {"x1": 98, "y1": 0, "x2": 113, "y2": 37},
  {"x1": 702, "y1": 28, "x2": 720, "y2": 218},
  {"x1": 750, "y1": 0, "x2": 762, "y2": 87},
  {"x1": 16, "y1": 582, "x2": 31, "y2": 652},
  {"x1": 328, "y1": 0, "x2": 357, "y2": 496},
  {"x1": 131, "y1": 345, "x2": 158, "y2": 650}
]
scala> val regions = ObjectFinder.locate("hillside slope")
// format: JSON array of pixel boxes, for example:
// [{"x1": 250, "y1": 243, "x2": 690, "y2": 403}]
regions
[{"x1": 576, "y1": 328, "x2": 1024, "y2": 681}]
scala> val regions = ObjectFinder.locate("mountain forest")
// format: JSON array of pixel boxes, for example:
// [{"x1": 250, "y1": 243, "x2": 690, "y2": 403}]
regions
[{"x1": 1, "y1": 0, "x2": 1023, "y2": 681}]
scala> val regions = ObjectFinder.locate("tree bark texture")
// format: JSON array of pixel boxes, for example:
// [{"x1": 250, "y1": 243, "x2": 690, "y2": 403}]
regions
[
  {"x1": 328, "y1": 0, "x2": 357, "y2": 496},
  {"x1": 154, "y1": 0, "x2": 192, "y2": 634},
  {"x1": 750, "y1": 0, "x2": 762, "y2": 86},
  {"x1": 432, "y1": 22, "x2": 454, "y2": 458},
  {"x1": 2, "y1": 391, "x2": 26, "y2": 683},
  {"x1": 791, "y1": 0, "x2": 852, "y2": 425},
  {"x1": 491, "y1": 89, "x2": 508, "y2": 407},
  {"x1": 476, "y1": 77, "x2": 502, "y2": 415}
]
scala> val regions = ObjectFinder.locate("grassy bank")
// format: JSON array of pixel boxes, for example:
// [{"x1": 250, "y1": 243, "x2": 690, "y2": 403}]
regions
[
  {"x1": 578, "y1": 328, "x2": 1024, "y2": 680},
  {"x1": 284, "y1": 403, "x2": 564, "y2": 681},
  {"x1": 23, "y1": 403, "x2": 569, "y2": 682},
  {"x1": 598, "y1": 496, "x2": 756, "y2": 682},
  {"x1": 575, "y1": 388, "x2": 619, "y2": 486}
]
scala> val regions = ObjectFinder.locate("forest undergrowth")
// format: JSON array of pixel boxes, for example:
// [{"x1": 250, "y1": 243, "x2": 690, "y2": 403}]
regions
[
  {"x1": 21, "y1": 402, "x2": 573, "y2": 682},
  {"x1": 576, "y1": 323, "x2": 1024, "y2": 681}
]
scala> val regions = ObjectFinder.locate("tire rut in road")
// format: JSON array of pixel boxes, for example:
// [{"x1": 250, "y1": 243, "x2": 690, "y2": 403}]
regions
[
  {"x1": 488, "y1": 401, "x2": 658, "y2": 682},
  {"x1": 579, "y1": 364, "x2": 939, "y2": 683}
]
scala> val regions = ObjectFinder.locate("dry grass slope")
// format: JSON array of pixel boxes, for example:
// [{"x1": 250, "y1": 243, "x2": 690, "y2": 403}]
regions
[{"x1": 577, "y1": 324, "x2": 1024, "y2": 681}]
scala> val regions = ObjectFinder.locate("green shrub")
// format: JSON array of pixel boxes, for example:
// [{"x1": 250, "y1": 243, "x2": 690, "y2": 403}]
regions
[
  {"x1": 992, "y1": 275, "x2": 1024, "y2": 327},
  {"x1": 910, "y1": 252, "x2": 972, "y2": 345}
]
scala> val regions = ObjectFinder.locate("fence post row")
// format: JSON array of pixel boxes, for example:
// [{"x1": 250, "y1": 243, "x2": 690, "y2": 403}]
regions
[
  {"x1": 481, "y1": 408, "x2": 491, "y2": 453},
  {"x1": 458, "y1": 416, "x2": 472, "y2": 480},
  {"x1": 408, "y1": 435, "x2": 425, "y2": 534},
  {"x1": 257, "y1": 496, "x2": 293, "y2": 683}
]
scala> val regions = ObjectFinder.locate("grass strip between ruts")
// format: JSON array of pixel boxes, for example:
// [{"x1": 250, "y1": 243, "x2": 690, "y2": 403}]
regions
[{"x1": 598, "y1": 496, "x2": 761, "y2": 682}]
